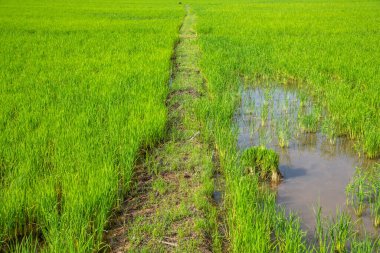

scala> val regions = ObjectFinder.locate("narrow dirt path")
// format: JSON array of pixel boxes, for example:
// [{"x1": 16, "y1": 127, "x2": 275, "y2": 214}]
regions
[{"x1": 105, "y1": 6, "x2": 221, "y2": 252}]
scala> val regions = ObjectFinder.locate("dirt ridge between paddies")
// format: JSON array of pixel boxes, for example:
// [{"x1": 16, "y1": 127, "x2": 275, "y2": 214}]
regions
[{"x1": 105, "y1": 6, "x2": 221, "y2": 252}]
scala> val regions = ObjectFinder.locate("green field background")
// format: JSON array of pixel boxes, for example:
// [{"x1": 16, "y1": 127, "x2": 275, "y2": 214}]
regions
[{"x1": 1, "y1": 0, "x2": 379, "y2": 251}]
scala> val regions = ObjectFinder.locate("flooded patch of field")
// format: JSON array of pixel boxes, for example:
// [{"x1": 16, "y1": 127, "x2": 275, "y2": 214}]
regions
[{"x1": 236, "y1": 84, "x2": 378, "y2": 235}]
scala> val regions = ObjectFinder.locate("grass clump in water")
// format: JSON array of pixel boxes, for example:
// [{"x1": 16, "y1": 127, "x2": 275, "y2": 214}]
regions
[
  {"x1": 298, "y1": 108, "x2": 321, "y2": 133},
  {"x1": 241, "y1": 146, "x2": 282, "y2": 183}
]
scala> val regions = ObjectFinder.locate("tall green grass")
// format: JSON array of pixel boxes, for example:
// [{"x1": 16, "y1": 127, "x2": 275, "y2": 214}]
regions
[{"x1": 0, "y1": 0, "x2": 183, "y2": 251}]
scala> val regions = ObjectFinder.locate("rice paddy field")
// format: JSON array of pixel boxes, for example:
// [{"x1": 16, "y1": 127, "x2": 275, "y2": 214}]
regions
[
  {"x1": 1, "y1": 0, "x2": 379, "y2": 252},
  {"x1": 0, "y1": 0, "x2": 183, "y2": 251}
]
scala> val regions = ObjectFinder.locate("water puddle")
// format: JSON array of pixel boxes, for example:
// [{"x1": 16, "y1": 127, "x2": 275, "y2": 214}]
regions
[
  {"x1": 236, "y1": 84, "x2": 378, "y2": 236},
  {"x1": 213, "y1": 150, "x2": 225, "y2": 205},
  {"x1": 212, "y1": 188, "x2": 223, "y2": 204}
]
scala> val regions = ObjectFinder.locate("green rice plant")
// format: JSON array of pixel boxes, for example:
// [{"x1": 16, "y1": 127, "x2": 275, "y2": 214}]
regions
[
  {"x1": 347, "y1": 164, "x2": 380, "y2": 227},
  {"x1": 314, "y1": 206, "x2": 329, "y2": 253},
  {"x1": 261, "y1": 102, "x2": 269, "y2": 127},
  {"x1": 363, "y1": 127, "x2": 380, "y2": 159},
  {"x1": 226, "y1": 173, "x2": 275, "y2": 252},
  {"x1": 328, "y1": 211, "x2": 352, "y2": 253},
  {"x1": 282, "y1": 93, "x2": 291, "y2": 113},
  {"x1": 264, "y1": 87, "x2": 272, "y2": 103},
  {"x1": 258, "y1": 127, "x2": 271, "y2": 148},
  {"x1": 351, "y1": 236, "x2": 378, "y2": 253},
  {"x1": 277, "y1": 130, "x2": 289, "y2": 149},
  {"x1": 368, "y1": 164, "x2": 380, "y2": 227},
  {"x1": 6, "y1": 234, "x2": 39, "y2": 253},
  {"x1": 243, "y1": 94, "x2": 255, "y2": 115},
  {"x1": 249, "y1": 116, "x2": 256, "y2": 139},
  {"x1": 346, "y1": 165, "x2": 380, "y2": 224},
  {"x1": 314, "y1": 207, "x2": 353, "y2": 253},
  {"x1": 298, "y1": 108, "x2": 321, "y2": 133},
  {"x1": 370, "y1": 193, "x2": 380, "y2": 228},
  {"x1": 276, "y1": 118, "x2": 291, "y2": 148},
  {"x1": 274, "y1": 209, "x2": 307, "y2": 253},
  {"x1": 346, "y1": 169, "x2": 369, "y2": 217},
  {"x1": 298, "y1": 93, "x2": 308, "y2": 108},
  {"x1": 321, "y1": 119, "x2": 337, "y2": 145},
  {"x1": 240, "y1": 146, "x2": 282, "y2": 183}
]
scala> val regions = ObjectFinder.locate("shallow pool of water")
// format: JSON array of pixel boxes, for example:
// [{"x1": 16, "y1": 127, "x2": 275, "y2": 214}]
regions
[{"x1": 236, "y1": 85, "x2": 378, "y2": 235}]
